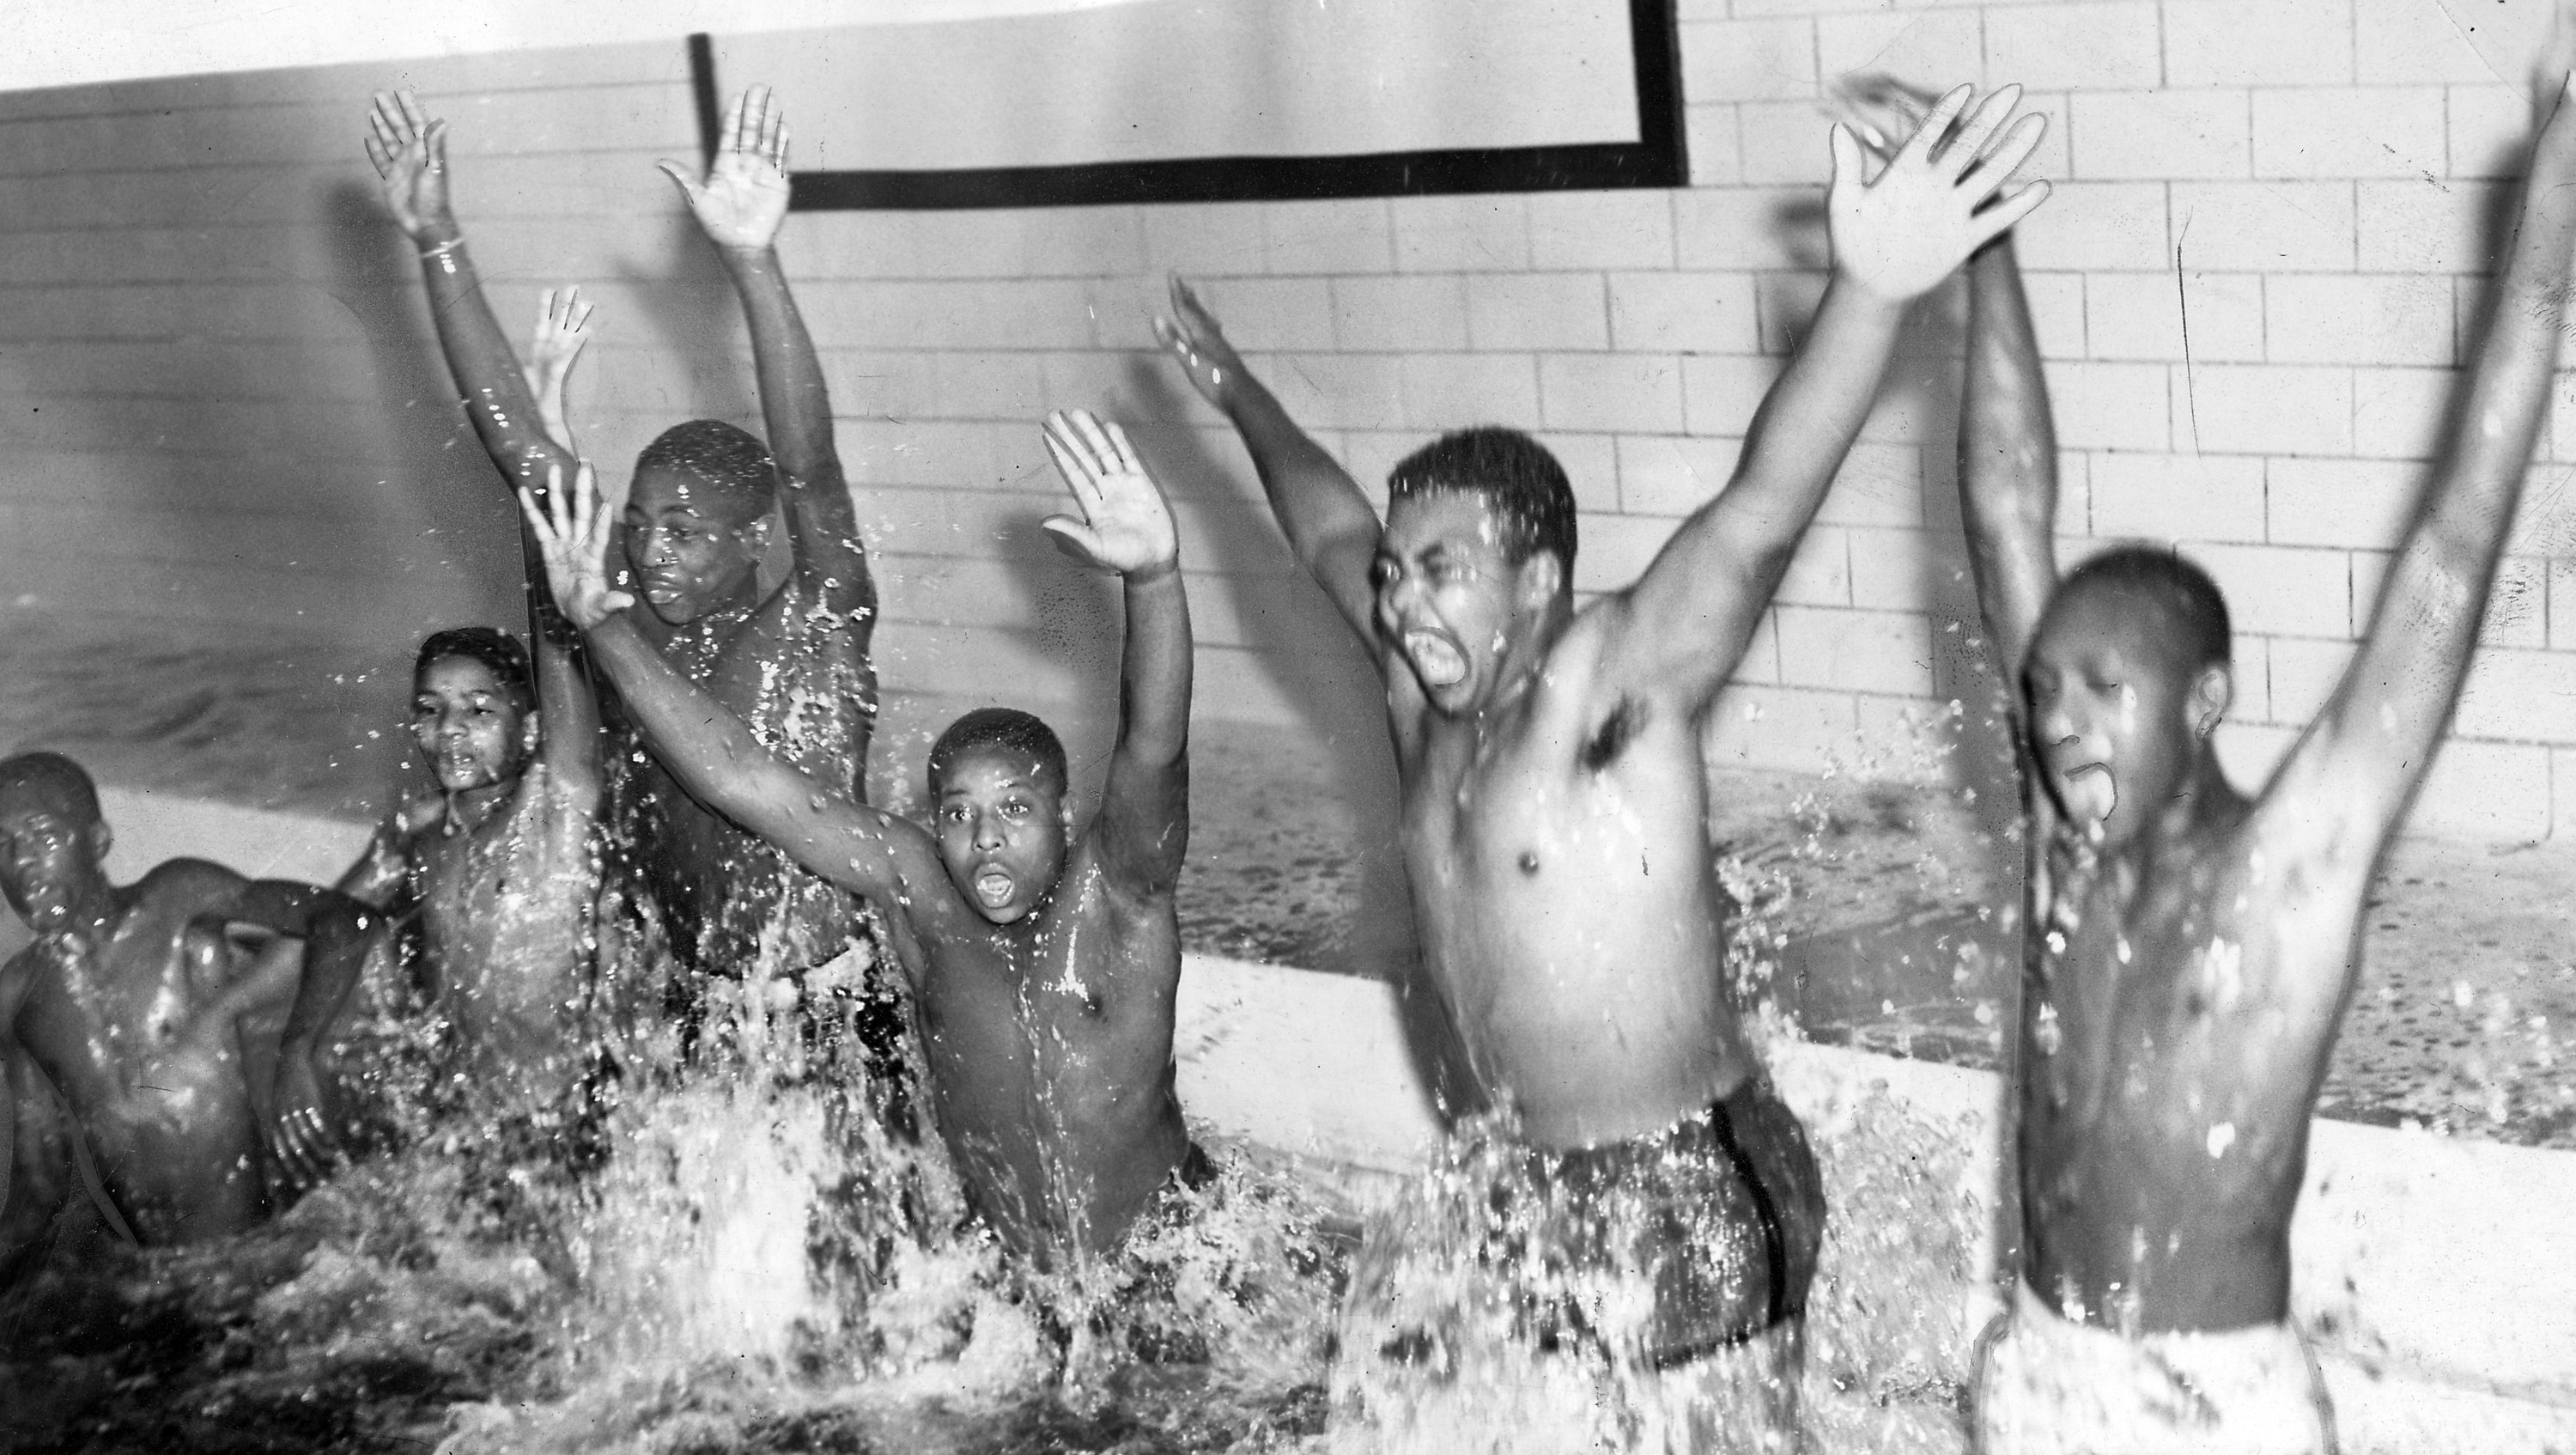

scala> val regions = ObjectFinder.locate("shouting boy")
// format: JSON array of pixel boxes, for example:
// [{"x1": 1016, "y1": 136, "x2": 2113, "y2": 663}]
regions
[
  {"x1": 1158, "y1": 87, "x2": 2048, "y2": 1449},
  {"x1": 0, "y1": 753, "x2": 377, "y2": 1243},
  {"x1": 519, "y1": 411, "x2": 1197, "y2": 1263},
  {"x1": 362, "y1": 88, "x2": 909, "y2": 1125},
  {"x1": 1923, "y1": 71, "x2": 2576, "y2": 1452}
]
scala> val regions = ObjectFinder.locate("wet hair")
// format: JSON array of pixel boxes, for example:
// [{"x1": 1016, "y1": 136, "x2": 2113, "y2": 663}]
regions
[
  {"x1": 927, "y1": 708, "x2": 1069, "y2": 797},
  {"x1": 0, "y1": 752, "x2": 102, "y2": 827},
  {"x1": 2053, "y1": 545, "x2": 2233, "y2": 673},
  {"x1": 416, "y1": 627, "x2": 535, "y2": 713},
  {"x1": 634, "y1": 418, "x2": 777, "y2": 521},
  {"x1": 1387, "y1": 427, "x2": 1578, "y2": 577}
]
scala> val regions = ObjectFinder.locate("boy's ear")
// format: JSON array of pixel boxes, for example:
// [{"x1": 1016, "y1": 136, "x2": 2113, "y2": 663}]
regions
[
  {"x1": 87, "y1": 819, "x2": 112, "y2": 867},
  {"x1": 1515, "y1": 550, "x2": 1564, "y2": 611},
  {"x1": 520, "y1": 709, "x2": 544, "y2": 755},
  {"x1": 738, "y1": 513, "x2": 775, "y2": 551},
  {"x1": 2188, "y1": 663, "x2": 2233, "y2": 741}
]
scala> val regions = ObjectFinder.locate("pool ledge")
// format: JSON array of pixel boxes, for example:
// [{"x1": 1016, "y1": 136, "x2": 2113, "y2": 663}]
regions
[{"x1": 1171, "y1": 952, "x2": 2576, "y2": 1452}]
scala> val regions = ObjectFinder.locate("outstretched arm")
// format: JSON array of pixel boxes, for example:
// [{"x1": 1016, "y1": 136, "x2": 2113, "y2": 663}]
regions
[
  {"x1": 1157, "y1": 278, "x2": 1383, "y2": 646},
  {"x1": 1041, "y1": 411, "x2": 1192, "y2": 897},
  {"x1": 2270, "y1": 78, "x2": 2576, "y2": 861},
  {"x1": 1600, "y1": 85, "x2": 2051, "y2": 715},
  {"x1": 517, "y1": 465, "x2": 948, "y2": 933},
  {"x1": 366, "y1": 92, "x2": 574, "y2": 502},
  {"x1": 660, "y1": 88, "x2": 874, "y2": 618}
]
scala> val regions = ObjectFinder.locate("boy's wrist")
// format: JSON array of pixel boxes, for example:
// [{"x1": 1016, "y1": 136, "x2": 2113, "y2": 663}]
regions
[{"x1": 1124, "y1": 558, "x2": 1182, "y2": 586}]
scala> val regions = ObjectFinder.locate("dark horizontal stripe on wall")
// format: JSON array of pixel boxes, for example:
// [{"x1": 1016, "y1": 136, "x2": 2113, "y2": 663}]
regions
[{"x1": 689, "y1": 0, "x2": 1684, "y2": 210}]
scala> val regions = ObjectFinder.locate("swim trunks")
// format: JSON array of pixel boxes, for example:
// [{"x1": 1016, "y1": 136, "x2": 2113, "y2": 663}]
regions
[
  {"x1": 1974, "y1": 1280, "x2": 2337, "y2": 1454},
  {"x1": 1487, "y1": 1075, "x2": 1826, "y2": 1369}
]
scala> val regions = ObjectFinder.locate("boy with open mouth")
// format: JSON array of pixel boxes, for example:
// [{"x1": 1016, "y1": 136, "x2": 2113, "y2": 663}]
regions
[
  {"x1": 520, "y1": 411, "x2": 1209, "y2": 1274},
  {"x1": 1160, "y1": 82, "x2": 2050, "y2": 1452},
  {"x1": 1883, "y1": 57, "x2": 2576, "y2": 1452}
]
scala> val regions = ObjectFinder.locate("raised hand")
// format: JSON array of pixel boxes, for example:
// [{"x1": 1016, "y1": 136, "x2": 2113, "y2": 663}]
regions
[
  {"x1": 1153, "y1": 277, "x2": 1249, "y2": 410},
  {"x1": 659, "y1": 86, "x2": 792, "y2": 253},
  {"x1": 524, "y1": 287, "x2": 597, "y2": 455},
  {"x1": 515, "y1": 460, "x2": 634, "y2": 630},
  {"x1": 1826, "y1": 73, "x2": 1945, "y2": 162},
  {"x1": 1041, "y1": 410, "x2": 1180, "y2": 580},
  {"x1": 1827, "y1": 83, "x2": 2050, "y2": 303},
  {"x1": 363, "y1": 90, "x2": 459, "y2": 244}
]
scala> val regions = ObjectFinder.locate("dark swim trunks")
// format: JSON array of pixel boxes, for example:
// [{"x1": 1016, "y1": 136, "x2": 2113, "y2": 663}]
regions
[{"x1": 1488, "y1": 1075, "x2": 1826, "y2": 1370}]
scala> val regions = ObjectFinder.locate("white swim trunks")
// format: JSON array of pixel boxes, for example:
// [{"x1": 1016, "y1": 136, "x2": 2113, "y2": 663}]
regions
[{"x1": 1973, "y1": 1281, "x2": 2336, "y2": 1455}]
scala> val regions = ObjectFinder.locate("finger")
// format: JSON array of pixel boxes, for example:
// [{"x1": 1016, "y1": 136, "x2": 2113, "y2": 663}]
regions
[
  {"x1": 1050, "y1": 410, "x2": 1111, "y2": 482},
  {"x1": 656, "y1": 160, "x2": 702, "y2": 204},
  {"x1": 364, "y1": 135, "x2": 392, "y2": 179},
  {"x1": 722, "y1": 88, "x2": 751, "y2": 155},
  {"x1": 1828, "y1": 123, "x2": 1868, "y2": 192},
  {"x1": 757, "y1": 96, "x2": 783, "y2": 165},
  {"x1": 1941, "y1": 85, "x2": 2023, "y2": 176},
  {"x1": 1971, "y1": 179, "x2": 2053, "y2": 247},
  {"x1": 1039, "y1": 516, "x2": 1105, "y2": 562},
  {"x1": 1071, "y1": 411, "x2": 1123, "y2": 477},
  {"x1": 1103, "y1": 419, "x2": 1147, "y2": 478},
  {"x1": 1042, "y1": 422, "x2": 1103, "y2": 501},
  {"x1": 772, "y1": 119, "x2": 792, "y2": 175},
  {"x1": 1899, "y1": 84, "x2": 1974, "y2": 166},
  {"x1": 426, "y1": 120, "x2": 449, "y2": 174},
  {"x1": 538, "y1": 288, "x2": 557, "y2": 326},
  {"x1": 516, "y1": 484, "x2": 557, "y2": 545},
  {"x1": 572, "y1": 300, "x2": 596, "y2": 332},
  {"x1": 367, "y1": 101, "x2": 402, "y2": 155},
  {"x1": 1959, "y1": 113, "x2": 2048, "y2": 203}
]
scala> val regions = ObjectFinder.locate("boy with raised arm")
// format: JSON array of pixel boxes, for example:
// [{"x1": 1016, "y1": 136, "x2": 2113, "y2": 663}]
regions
[
  {"x1": 0, "y1": 753, "x2": 378, "y2": 1243},
  {"x1": 363, "y1": 88, "x2": 912, "y2": 1129},
  {"x1": 1924, "y1": 74, "x2": 2576, "y2": 1453},
  {"x1": 520, "y1": 411, "x2": 1198, "y2": 1265},
  {"x1": 1159, "y1": 87, "x2": 2048, "y2": 1449},
  {"x1": 264, "y1": 613, "x2": 605, "y2": 1190}
]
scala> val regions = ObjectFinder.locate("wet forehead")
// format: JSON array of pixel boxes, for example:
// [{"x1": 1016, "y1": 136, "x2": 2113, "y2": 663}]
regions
[
  {"x1": 416, "y1": 655, "x2": 509, "y2": 698},
  {"x1": 2030, "y1": 583, "x2": 2170, "y2": 675},
  {"x1": 625, "y1": 465, "x2": 748, "y2": 525},
  {"x1": 935, "y1": 750, "x2": 1060, "y2": 800},
  {"x1": 1382, "y1": 490, "x2": 1508, "y2": 559}
]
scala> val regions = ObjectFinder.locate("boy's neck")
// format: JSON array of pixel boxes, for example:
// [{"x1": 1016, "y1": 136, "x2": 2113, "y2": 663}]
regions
[{"x1": 2115, "y1": 752, "x2": 2245, "y2": 876}]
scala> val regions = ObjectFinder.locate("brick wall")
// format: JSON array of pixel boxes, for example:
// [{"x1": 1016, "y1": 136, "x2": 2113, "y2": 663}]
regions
[{"x1": 0, "y1": 0, "x2": 2567, "y2": 841}]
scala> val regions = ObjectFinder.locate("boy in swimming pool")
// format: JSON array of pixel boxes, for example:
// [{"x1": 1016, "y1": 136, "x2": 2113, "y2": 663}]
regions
[
  {"x1": 362, "y1": 87, "x2": 911, "y2": 1129},
  {"x1": 264, "y1": 613, "x2": 605, "y2": 1188},
  {"x1": 1901, "y1": 69, "x2": 2576, "y2": 1452},
  {"x1": 0, "y1": 752, "x2": 378, "y2": 1244},
  {"x1": 519, "y1": 411, "x2": 1199, "y2": 1265},
  {"x1": 1158, "y1": 85, "x2": 2048, "y2": 1450}
]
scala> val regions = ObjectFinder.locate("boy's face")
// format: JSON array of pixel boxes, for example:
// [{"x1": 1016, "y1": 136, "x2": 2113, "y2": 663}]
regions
[
  {"x1": 0, "y1": 791, "x2": 106, "y2": 934},
  {"x1": 413, "y1": 655, "x2": 536, "y2": 794},
  {"x1": 2023, "y1": 587, "x2": 2217, "y2": 848},
  {"x1": 933, "y1": 747, "x2": 1070, "y2": 927},
  {"x1": 622, "y1": 464, "x2": 767, "y2": 625},
  {"x1": 1374, "y1": 492, "x2": 1556, "y2": 716}
]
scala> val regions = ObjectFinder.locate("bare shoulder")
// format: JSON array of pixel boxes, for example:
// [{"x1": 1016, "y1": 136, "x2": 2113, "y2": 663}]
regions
[{"x1": 136, "y1": 857, "x2": 248, "y2": 907}]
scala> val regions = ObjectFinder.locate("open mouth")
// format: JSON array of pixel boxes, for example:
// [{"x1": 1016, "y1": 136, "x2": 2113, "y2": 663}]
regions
[
  {"x1": 2057, "y1": 762, "x2": 2117, "y2": 819},
  {"x1": 1403, "y1": 630, "x2": 1468, "y2": 689},
  {"x1": 974, "y1": 868, "x2": 1015, "y2": 910}
]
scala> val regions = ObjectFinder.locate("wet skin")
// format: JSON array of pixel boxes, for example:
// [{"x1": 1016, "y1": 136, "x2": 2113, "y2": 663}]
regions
[
  {"x1": 613, "y1": 462, "x2": 878, "y2": 977},
  {"x1": 529, "y1": 410, "x2": 1196, "y2": 1261},
  {"x1": 2014, "y1": 589, "x2": 2324, "y2": 1332},
  {"x1": 365, "y1": 88, "x2": 878, "y2": 983},
  {"x1": 325, "y1": 652, "x2": 600, "y2": 1111},
  {"x1": 1376, "y1": 496, "x2": 1757, "y2": 1148},
  {"x1": 1952, "y1": 82, "x2": 2576, "y2": 1332},
  {"x1": 0, "y1": 794, "x2": 375, "y2": 1243},
  {"x1": 1157, "y1": 87, "x2": 2052, "y2": 1156}
]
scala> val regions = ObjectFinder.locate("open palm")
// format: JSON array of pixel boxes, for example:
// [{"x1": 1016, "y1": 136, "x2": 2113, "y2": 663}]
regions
[
  {"x1": 660, "y1": 86, "x2": 791, "y2": 251},
  {"x1": 516, "y1": 460, "x2": 633, "y2": 630},
  {"x1": 1042, "y1": 411, "x2": 1178, "y2": 577},
  {"x1": 362, "y1": 90, "x2": 457, "y2": 243},
  {"x1": 1827, "y1": 83, "x2": 2050, "y2": 302}
]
